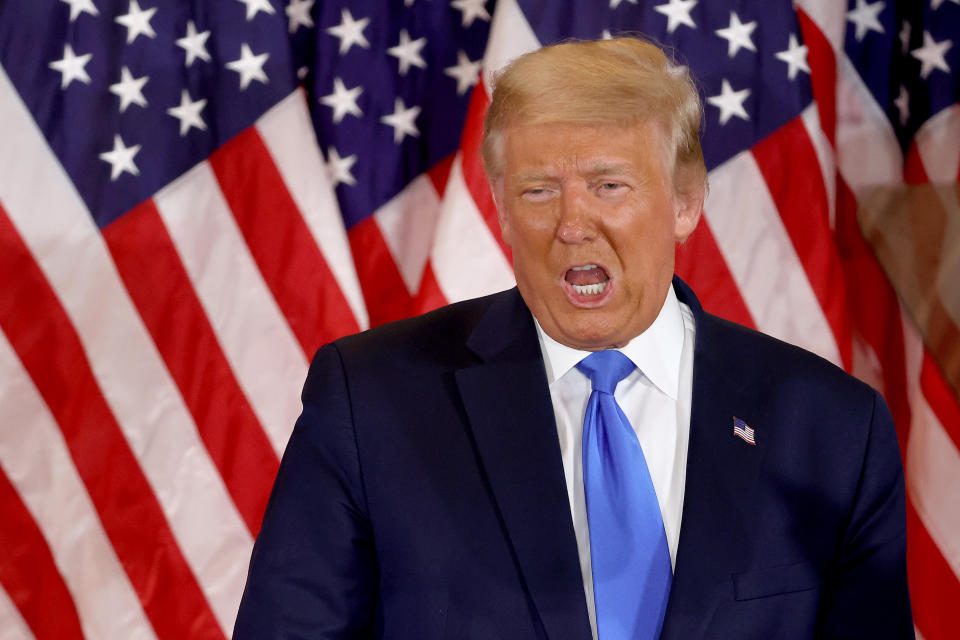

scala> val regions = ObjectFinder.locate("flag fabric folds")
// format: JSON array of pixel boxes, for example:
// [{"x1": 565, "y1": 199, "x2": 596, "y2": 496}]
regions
[{"x1": 0, "y1": 0, "x2": 958, "y2": 638}]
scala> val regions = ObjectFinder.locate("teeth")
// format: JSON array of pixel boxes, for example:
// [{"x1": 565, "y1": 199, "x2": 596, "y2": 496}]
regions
[
  {"x1": 571, "y1": 264, "x2": 598, "y2": 271},
  {"x1": 572, "y1": 281, "x2": 607, "y2": 296}
]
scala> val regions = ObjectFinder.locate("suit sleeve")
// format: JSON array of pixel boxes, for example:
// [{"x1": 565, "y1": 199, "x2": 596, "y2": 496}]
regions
[
  {"x1": 816, "y1": 390, "x2": 914, "y2": 639},
  {"x1": 233, "y1": 343, "x2": 378, "y2": 639}
]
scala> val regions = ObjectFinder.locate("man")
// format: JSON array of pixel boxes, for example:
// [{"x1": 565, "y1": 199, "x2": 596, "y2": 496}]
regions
[{"x1": 234, "y1": 37, "x2": 912, "y2": 639}]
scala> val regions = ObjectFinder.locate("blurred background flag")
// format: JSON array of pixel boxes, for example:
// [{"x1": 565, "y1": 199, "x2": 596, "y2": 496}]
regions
[{"x1": 0, "y1": 0, "x2": 958, "y2": 638}]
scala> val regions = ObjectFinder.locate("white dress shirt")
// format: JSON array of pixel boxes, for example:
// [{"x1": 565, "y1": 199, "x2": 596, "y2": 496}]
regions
[{"x1": 533, "y1": 284, "x2": 696, "y2": 639}]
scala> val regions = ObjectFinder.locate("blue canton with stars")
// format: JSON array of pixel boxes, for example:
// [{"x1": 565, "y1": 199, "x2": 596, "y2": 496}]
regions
[
  {"x1": 301, "y1": 0, "x2": 492, "y2": 230},
  {"x1": 844, "y1": 0, "x2": 960, "y2": 152}
]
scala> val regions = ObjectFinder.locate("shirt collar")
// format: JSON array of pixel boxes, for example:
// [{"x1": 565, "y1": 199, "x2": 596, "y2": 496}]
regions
[{"x1": 534, "y1": 284, "x2": 685, "y2": 401}]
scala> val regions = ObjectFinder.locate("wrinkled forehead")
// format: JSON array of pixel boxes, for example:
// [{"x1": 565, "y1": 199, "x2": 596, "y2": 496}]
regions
[{"x1": 498, "y1": 119, "x2": 674, "y2": 182}]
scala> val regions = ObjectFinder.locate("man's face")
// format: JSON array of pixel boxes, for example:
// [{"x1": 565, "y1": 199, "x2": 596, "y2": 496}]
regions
[{"x1": 494, "y1": 121, "x2": 702, "y2": 351}]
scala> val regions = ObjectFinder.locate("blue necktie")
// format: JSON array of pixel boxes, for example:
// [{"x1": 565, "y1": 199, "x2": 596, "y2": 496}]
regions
[{"x1": 577, "y1": 350, "x2": 671, "y2": 640}]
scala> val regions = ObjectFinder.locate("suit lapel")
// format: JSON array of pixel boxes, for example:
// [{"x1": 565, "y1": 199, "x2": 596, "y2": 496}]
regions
[
  {"x1": 661, "y1": 278, "x2": 769, "y2": 638},
  {"x1": 456, "y1": 289, "x2": 593, "y2": 640}
]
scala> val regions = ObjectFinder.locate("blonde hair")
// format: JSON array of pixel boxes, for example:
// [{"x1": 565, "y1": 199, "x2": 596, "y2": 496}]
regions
[{"x1": 481, "y1": 36, "x2": 707, "y2": 196}]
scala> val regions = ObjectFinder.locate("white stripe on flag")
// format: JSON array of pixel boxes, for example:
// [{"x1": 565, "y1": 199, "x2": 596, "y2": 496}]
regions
[
  {"x1": 431, "y1": 154, "x2": 515, "y2": 303},
  {"x1": 0, "y1": 65, "x2": 252, "y2": 636},
  {"x1": 483, "y1": 0, "x2": 541, "y2": 86},
  {"x1": 256, "y1": 89, "x2": 370, "y2": 330},
  {"x1": 915, "y1": 105, "x2": 960, "y2": 186},
  {"x1": 0, "y1": 331, "x2": 157, "y2": 640},
  {"x1": 903, "y1": 322, "x2": 960, "y2": 581},
  {"x1": 909, "y1": 396, "x2": 960, "y2": 581},
  {"x1": 374, "y1": 174, "x2": 442, "y2": 294},
  {"x1": 704, "y1": 151, "x2": 841, "y2": 365},
  {"x1": 0, "y1": 581, "x2": 33, "y2": 640},
  {"x1": 835, "y1": 54, "x2": 903, "y2": 193},
  {"x1": 800, "y1": 104, "x2": 838, "y2": 228},
  {"x1": 154, "y1": 162, "x2": 308, "y2": 456}
]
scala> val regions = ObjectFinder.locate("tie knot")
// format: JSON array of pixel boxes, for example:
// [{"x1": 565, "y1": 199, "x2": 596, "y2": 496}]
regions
[{"x1": 576, "y1": 350, "x2": 635, "y2": 395}]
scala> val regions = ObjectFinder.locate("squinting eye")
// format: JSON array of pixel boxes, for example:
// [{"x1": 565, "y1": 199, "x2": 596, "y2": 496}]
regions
[
  {"x1": 601, "y1": 182, "x2": 622, "y2": 190},
  {"x1": 522, "y1": 187, "x2": 555, "y2": 202}
]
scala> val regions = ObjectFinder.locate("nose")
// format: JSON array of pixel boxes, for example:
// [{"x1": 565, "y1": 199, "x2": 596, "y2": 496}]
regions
[{"x1": 556, "y1": 185, "x2": 596, "y2": 244}]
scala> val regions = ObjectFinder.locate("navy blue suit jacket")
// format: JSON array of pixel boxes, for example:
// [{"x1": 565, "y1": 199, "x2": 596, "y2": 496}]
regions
[{"x1": 234, "y1": 278, "x2": 913, "y2": 639}]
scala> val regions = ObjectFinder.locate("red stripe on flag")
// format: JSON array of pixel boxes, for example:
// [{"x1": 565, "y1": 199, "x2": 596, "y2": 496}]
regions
[
  {"x1": 797, "y1": 9, "x2": 836, "y2": 147},
  {"x1": 921, "y1": 353, "x2": 960, "y2": 454},
  {"x1": 675, "y1": 219, "x2": 755, "y2": 329},
  {"x1": 752, "y1": 117, "x2": 853, "y2": 370},
  {"x1": 907, "y1": 498, "x2": 960, "y2": 640},
  {"x1": 459, "y1": 81, "x2": 512, "y2": 265},
  {"x1": 348, "y1": 216, "x2": 415, "y2": 327},
  {"x1": 209, "y1": 128, "x2": 360, "y2": 356},
  {"x1": 0, "y1": 464, "x2": 84, "y2": 640},
  {"x1": 427, "y1": 153, "x2": 455, "y2": 196},
  {"x1": 103, "y1": 201, "x2": 279, "y2": 535},
  {"x1": 414, "y1": 261, "x2": 449, "y2": 316},
  {"x1": 0, "y1": 203, "x2": 225, "y2": 640}
]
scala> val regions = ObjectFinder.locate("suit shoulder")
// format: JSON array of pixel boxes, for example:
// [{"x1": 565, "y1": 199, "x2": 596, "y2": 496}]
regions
[
  {"x1": 702, "y1": 312, "x2": 877, "y2": 404},
  {"x1": 325, "y1": 289, "x2": 510, "y2": 368}
]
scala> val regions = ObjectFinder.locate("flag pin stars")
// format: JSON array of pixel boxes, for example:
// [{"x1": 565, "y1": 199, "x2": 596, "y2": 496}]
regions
[{"x1": 733, "y1": 417, "x2": 756, "y2": 445}]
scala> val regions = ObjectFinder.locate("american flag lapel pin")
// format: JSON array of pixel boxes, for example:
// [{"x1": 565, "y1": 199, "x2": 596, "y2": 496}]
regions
[{"x1": 733, "y1": 417, "x2": 756, "y2": 445}]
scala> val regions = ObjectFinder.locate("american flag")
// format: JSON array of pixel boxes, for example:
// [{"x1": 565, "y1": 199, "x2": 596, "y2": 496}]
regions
[
  {"x1": 733, "y1": 417, "x2": 756, "y2": 445},
  {"x1": 0, "y1": 0, "x2": 956, "y2": 637}
]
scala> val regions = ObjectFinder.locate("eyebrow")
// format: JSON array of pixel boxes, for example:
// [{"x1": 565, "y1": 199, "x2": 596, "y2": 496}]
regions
[{"x1": 583, "y1": 162, "x2": 633, "y2": 176}]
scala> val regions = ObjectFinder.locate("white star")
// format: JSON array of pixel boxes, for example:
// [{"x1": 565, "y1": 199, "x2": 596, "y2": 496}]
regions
[
  {"x1": 846, "y1": 0, "x2": 884, "y2": 42},
  {"x1": 911, "y1": 30, "x2": 952, "y2": 79},
  {"x1": 320, "y1": 78, "x2": 363, "y2": 123},
  {"x1": 444, "y1": 50, "x2": 481, "y2": 95},
  {"x1": 609, "y1": 0, "x2": 637, "y2": 8},
  {"x1": 176, "y1": 20, "x2": 211, "y2": 66},
  {"x1": 49, "y1": 44, "x2": 92, "y2": 89},
  {"x1": 226, "y1": 43, "x2": 270, "y2": 90},
  {"x1": 898, "y1": 22, "x2": 911, "y2": 54},
  {"x1": 380, "y1": 97, "x2": 421, "y2": 144},
  {"x1": 387, "y1": 29, "x2": 427, "y2": 76},
  {"x1": 450, "y1": 0, "x2": 491, "y2": 27},
  {"x1": 99, "y1": 135, "x2": 141, "y2": 181},
  {"x1": 286, "y1": 0, "x2": 314, "y2": 33},
  {"x1": 775, "y1": 33, "x2": 810, "y2": 81},
  {"x1": 715, "y1": 12, "x2": 756, "y2": 58},
  {"x1": 60, "y1": 0, "x2": 98, "y2": 22},
  {"x1": 326, "y1": 147, "x2": 358, "y2": 187},
  {"x1": 932, "y1": 0, "x2": 960, "y2": 9},
  {"x1": 236, "y1": 0, "x2": 275, "y2": 21},
  {"x1": 326, "y1": 9, "x2": 371, "y2": 55},
  {"x1": 601, "y1": 29, "x2": 613, "y2": 40},
  {"x1": 166, "y1": 89, "x2": 207, "y2": 136},
  {"x1": 109, "y1": 66, "x2": 148, "y2": 112},
  {"x1": 654, "y1": 0, "x2": 697, "y2": 34},
  {"x1": 893, "y1": 85, "x2": 909, "y2": 126},
  {"x1": 114, "y1": 0, "x2": 157, "y2": 44},
  {"x1": 707, "y1": 79, "x2": 750, "y2": 125}
]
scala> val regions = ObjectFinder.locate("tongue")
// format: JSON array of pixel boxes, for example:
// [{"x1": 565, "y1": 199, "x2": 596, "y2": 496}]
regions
[{"x1": 565, "y1": 267, "x2": 607, "y2": 286}]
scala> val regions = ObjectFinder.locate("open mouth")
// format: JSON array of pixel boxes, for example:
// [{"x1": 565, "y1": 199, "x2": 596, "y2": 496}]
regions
[{"x1": 565, "y1": 264, "x2": 609, "y2": 296}]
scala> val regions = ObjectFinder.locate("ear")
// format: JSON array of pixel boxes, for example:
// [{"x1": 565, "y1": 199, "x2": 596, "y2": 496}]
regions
[{"x1": 673, "y1": 180, "x2": 705, "y2": 242}]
